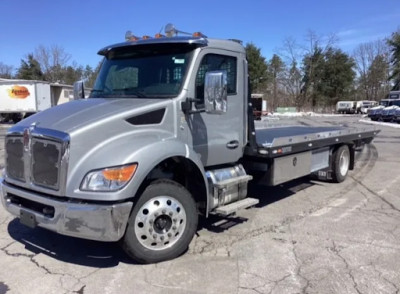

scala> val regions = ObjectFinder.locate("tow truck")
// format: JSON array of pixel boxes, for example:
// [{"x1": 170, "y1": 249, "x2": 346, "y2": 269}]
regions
[{"x1": 1, "y1": 24, "x2": 379, "y2": 263}]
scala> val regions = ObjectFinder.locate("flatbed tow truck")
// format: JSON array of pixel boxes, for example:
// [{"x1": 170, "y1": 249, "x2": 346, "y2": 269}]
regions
[{"x1": 1, "y1": 24, "x2": 379, "y2": 263}]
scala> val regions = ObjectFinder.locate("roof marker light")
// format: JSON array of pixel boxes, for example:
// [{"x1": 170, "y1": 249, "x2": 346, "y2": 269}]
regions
[
  {"x1": 142, "y1": 35, "x2": 151, "y2": 40},
  {"x1": 193, "y1": 32, "x2": 207, "y2": 38}
]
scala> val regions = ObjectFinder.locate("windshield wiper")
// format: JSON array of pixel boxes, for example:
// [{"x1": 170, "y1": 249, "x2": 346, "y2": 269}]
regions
[
  {"x1": 89, "y1": 89, "x2": 105, "y2": 98},
  {"x1": 112, "y1": 88, "x2": 147, "y2": 98}
]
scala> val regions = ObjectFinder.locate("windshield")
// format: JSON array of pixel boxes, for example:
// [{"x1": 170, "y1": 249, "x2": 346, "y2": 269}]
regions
[
  {"x1": 380, "y1": 100, "x2": 400, "y2": 107},
  {"x1": 90, "y1": 44, "x2": 195, "y2": 98}
]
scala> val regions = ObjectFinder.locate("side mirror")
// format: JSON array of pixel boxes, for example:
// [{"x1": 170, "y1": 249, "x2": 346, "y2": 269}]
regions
[
  {"x1": 204, "y1": 70, "x2": 227, "y2": 114},
  {"x1": 73, "y1": 80, "x2": 85, "y2": 99}
]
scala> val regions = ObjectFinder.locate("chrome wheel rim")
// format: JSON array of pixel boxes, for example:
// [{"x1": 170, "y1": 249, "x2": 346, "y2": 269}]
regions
[{"x1": 134, "y1": 196, "x2": 187, "y2": 250}]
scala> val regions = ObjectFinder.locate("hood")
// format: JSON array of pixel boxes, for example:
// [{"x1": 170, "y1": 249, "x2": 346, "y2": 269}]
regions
[
  {"x1": 384, "y1": 105, "x2": 399, "y2": 110},
  {"x1": 17, "y1": 98, "x2": 168, "y2": 134},
  {"x1": 371, "y1": 105, "x2": 385, "y2": 110}
]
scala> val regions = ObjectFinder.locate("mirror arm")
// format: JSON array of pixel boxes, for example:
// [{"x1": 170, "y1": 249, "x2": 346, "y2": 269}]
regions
[{"x1": 181, "y1": 98, "x2": 205, "y2": 114}]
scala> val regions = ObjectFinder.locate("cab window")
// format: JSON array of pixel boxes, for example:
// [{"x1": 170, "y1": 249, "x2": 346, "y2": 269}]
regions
[{"x1": 195, "y1": 54, "x2": 237, "y2": 105}]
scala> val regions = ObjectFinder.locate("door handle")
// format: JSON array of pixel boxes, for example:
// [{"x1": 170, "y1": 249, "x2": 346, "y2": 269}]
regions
[{"x1": 226, "y1": 140, "x2": 239, "y2": 149}]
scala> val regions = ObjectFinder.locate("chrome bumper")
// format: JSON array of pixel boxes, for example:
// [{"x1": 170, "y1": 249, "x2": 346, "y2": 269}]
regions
[{"x1": 0, "y1": 178, "x2": 133, "y2": 242}]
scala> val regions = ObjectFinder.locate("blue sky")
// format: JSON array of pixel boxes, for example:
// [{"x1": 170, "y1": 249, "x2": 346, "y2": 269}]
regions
[{"x1": 1, "y1": 0, "x2": 399, "y2": 72}]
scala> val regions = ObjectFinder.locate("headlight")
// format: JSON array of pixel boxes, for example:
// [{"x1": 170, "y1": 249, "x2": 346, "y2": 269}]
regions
[{"x1": 80, "y1": 163, "x2": 138, "y2": 191}]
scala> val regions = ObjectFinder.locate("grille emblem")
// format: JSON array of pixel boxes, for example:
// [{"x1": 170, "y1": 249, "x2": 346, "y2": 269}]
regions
[
  {"x1": 23, "y1": 128, "x2": 30, "y2": 151},
  {"x1": 23, "y1": 122, "x2": 37, "y2": 151}
]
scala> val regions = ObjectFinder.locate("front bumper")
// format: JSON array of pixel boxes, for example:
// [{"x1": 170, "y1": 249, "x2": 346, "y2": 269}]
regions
[
  {"x1": 0, "y1": 178, "x2": 133, "y2": 242},
  {"x1": 368, "y1": 114, "x2": 381, "y2": 120},
  {"x1": 382, "y1": 115, "x2": 395, "y2": 121}
]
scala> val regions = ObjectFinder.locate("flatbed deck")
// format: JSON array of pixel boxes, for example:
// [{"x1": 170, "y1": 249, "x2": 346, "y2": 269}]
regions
[{"x1": 245, "y1": 125, "x2": 379, "y2": 158}]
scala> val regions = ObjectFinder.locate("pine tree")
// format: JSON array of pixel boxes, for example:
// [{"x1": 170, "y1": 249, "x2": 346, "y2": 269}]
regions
[
  {"x1": 16, "y1": 54, "x2": 44, "y2": 80},
  {"x1": 387, "y1": 31, "x2": 400, "y2": 89},
  {"x1": 245, "y1": 43, "x2": 268, "y2": 92}
]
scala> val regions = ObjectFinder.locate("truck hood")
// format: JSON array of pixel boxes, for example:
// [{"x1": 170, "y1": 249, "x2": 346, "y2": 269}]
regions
[
  {"x1": 383, "y1": 105, "x2": 399, "y2": 110},
  {"x1": 17, "y1": 98, "x2": 169, "y2": 134},
  {"x1": 370, "y1": 105, "x2": 385, "y2": 111}
]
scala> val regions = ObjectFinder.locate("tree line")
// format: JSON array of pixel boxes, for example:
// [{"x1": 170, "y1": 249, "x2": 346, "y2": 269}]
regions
[
  {"x1": 0, "y1": 45, "x2": 98, "y2": 88},
  {"x1": 1, "y1": 29, "x2": 399, "y2": 111},
  {"x1": 247, "y1": 30, "x2": 400, "y2": 111}
]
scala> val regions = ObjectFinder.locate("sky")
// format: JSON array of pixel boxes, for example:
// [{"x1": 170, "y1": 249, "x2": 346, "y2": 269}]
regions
[{"x1": 1, "y1": 0, "x2": 399, "y2": 73}]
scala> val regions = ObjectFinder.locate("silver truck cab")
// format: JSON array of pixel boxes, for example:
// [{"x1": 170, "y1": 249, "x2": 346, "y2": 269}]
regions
[{"x1": 1, "y1": 30, "x2": 252, "y2": 263}]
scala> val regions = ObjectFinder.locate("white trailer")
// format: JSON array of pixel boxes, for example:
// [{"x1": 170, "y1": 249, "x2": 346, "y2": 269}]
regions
[
  {"x1": 0, "y1": 79, "x2": 73, "y2": 122},
  {"x1": 336, "y1": 101, "x2": 355, "y2": 114}
]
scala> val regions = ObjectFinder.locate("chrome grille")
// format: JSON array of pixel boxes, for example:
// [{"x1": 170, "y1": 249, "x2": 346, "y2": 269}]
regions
[
  {"x1": 5, "y1": 125, "x2": 69, "y2": 195},
  {"x1": 31, "y1": 139, "x2": 62, "y2": 189},
  {"x1": 5, "y1": 137, "x2": 25, "y2": 181}
]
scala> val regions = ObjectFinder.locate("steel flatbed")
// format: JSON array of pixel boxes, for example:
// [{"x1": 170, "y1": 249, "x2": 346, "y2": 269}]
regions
[{"x1": 245, "y1": 125, "x2": 379, "y2": 159}]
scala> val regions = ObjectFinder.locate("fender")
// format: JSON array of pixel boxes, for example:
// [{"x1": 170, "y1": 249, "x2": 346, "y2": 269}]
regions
[
  {"x1": 125, "y1": 138, "x2": 209, "y2": 204},
  {"x1": 66, "y1": 129, "x2": 209, "y2": 204}
]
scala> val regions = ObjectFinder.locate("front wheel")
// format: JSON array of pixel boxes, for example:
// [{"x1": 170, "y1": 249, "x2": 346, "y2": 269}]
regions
[
  {"x1": 332, "y1": 145, "x2": 350, "y2": 183},
  {"x1": 122, "y1": 179, "x2": 198, "y2": 264}
]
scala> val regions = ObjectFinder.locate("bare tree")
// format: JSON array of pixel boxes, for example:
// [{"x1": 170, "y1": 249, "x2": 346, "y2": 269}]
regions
[
  {"x1": 0, "y1": 62, "x2": 14, "y2": 79},
  {"x1": 277, "y1": 37, "x2": 304, "y2": 109},
  {"x1": 353, "y1": 40, "x2": 390, "y2": 101},
  {"x1": 276, "y1": 31, "x2": 339, "y2": 111},
  {"x1": 34, "y1": 45, "x2": 71, "y2": 82},
  {"x1": 303, "y1": 30, "x2": 338, "y2": 55}
]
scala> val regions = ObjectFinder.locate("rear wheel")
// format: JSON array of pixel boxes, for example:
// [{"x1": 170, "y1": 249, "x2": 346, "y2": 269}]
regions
[
  {"x1": 332, "y1": 145, "x2": 350, "y2": 183},
  {"x1": 122, "y1": 179, "x2": 198, "y2": 264}
]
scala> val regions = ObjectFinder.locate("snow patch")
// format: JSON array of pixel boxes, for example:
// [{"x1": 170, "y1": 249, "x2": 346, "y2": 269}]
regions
[
  {"x1": 358, "y1": 119, "x2": 400, "y2": 129},
  {"x1": 264, "y1": 112, "x2": 366, "y2": 118}
]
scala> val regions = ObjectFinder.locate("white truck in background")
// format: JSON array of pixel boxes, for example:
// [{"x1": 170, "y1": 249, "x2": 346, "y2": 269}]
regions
[
  {"x1": 0, "y1": 79, "x2": 73, "y2": 122},
  {"x1": 356, "y1": 100, "x2": 378, "y2": 114},
  {"x1": 336, "y1": 101, "x2": 356, "y2": 114}
]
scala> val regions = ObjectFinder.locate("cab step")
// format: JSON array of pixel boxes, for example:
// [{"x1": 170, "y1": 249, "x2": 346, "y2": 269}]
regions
[{"x1": 213, "y1": 197, "x2": 259, "y2": 216}]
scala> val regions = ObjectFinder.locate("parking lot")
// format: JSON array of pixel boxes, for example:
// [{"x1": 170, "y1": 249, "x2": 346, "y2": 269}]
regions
[{"x1": 0, "y1": 115, "x2": 399, "y2": 294}]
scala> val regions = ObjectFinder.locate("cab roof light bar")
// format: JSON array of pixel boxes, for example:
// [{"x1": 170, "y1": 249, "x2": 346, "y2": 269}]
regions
[{"x1": 124, "y1": 23, "x2": 207, "y2": 42}]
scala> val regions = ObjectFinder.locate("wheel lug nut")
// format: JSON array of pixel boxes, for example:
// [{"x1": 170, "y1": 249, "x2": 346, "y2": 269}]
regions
[
  {"x1": 168, "y1": 233, "x2": 172, "y2": 237},
  {"x1": 173, "y1": 219, "x2": 177, "y2": 223},
  {"x1": 169, "y1": 212, "x2": 173, "y2": 216},
  {"x1": 160, "y1": 236, "x2": 164, "y2": 241},
  {"x1": 149, "y1": 228, "x2": 153, "y2": 233},
  {"x1": 149, "y1": 219, "x2": 153, "y2": 224},
  {"x1": 172, "y1": 226, "x2": 177, "y2": 231},
  {"x1": 162, "y1": 209, "x2": 166, "y2": 214},
  {"x1": 153, "y1": 234, "x2": 157, "y2": 239},
  {"x1": 154, "y1": 212, "x2": 159, "y2": 217}
]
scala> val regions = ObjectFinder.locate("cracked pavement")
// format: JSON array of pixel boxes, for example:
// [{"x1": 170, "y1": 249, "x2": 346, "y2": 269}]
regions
[{"x1": 0, "y1": 117, "x2": 400, "y2": 294}]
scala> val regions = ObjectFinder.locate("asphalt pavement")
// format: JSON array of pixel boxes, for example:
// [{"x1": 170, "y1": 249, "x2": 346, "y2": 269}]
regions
[{"x1": 0, "y1": 116, "x2": 399, "y2": 294}]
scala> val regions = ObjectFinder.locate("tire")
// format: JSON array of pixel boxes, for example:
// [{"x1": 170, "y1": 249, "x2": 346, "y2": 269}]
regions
[
  {"x1": 332, "y1": 145, "x2": 350, "y2": 183},
  {"x1": 122, "y1": 179, "x2": 198, "y2": 264},
  {"x1": 11, "y1": 113, "x2": 22, "y2": 123}
]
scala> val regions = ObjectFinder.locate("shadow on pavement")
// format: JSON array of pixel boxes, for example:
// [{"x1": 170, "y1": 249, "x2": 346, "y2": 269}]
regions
[
  {"x1": 6, "y1": 177, "x2": 321, "y2": 266},
  {"x1": 7, "y1": 219, "x2": 135, "y2": 267},
  {"x1": 250, "y1": 176, "x2": 318, "y2": 207},
  {"x1": 199, "y1": 176, "x2": 319, "y2": 233}
]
